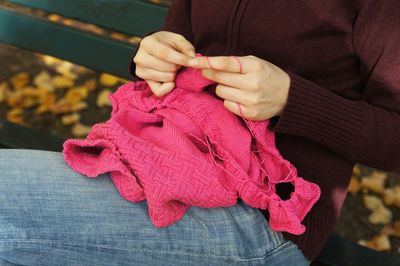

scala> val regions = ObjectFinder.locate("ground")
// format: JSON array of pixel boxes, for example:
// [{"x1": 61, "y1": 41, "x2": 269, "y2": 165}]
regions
[{"x1": 1, "y1": 42, "x2": 400, "y2": 258}]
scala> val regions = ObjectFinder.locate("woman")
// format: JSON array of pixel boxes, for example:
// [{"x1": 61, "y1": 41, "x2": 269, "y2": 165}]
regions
[{"x1": 1, "y1": 0, "x2": 399, "y2": 265}]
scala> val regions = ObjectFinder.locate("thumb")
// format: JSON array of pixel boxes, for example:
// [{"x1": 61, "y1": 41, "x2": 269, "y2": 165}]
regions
[
  {"x1": 183, "y1": 49, "x2": 196, "y2": 58},
  {"x1": 166, "y1": 33, "x2": 196, "y2": 58},
  {"x1": 147, "y1": 80, "x2": 175, "y2": 97}
]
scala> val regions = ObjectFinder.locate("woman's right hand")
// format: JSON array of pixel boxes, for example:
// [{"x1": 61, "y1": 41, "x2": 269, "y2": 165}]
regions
[{"x1": 133, "y1": 31, "x2": 196, "y2": 97}]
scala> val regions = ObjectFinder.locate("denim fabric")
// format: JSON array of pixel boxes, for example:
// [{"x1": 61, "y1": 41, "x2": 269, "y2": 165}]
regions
[{"x1": 0, "y1": 149, "x2": 310, "y2": 266}]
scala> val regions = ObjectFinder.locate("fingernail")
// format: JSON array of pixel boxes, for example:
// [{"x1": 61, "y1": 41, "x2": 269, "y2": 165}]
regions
[
  {"x1": 188, "y1": 58, "x2": 198, "y2": 67},
  {"x1": 188, "y1": 50, "x2": 196, "y2": 57}
]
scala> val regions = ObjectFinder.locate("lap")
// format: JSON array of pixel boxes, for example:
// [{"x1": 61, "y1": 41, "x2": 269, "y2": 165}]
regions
[{"x1": 0, "y1": 149, "x2": 309, "y2": 265}]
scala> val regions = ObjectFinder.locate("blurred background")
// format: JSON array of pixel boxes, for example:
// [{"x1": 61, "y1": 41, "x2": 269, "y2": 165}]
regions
[{"x1": 0, "y1": 0, "x2": 399, "y2": 258}]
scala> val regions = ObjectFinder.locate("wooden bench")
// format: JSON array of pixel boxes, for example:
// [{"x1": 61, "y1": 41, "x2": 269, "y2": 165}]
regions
[
  {"x1": 0, "y1": 0, "x2": 169, "y2": 79},
  {"x1": 1, "y1": 1, "x2": 400, "y2": 265}
]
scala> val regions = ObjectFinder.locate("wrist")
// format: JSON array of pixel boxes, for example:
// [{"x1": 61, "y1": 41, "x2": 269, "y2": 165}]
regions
[{"x1": 277, "y1": 70, "x2": 291, "y2": 116}]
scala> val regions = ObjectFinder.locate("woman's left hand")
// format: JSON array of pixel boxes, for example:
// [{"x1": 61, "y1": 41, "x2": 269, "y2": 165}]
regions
[{"x1": 188, "y1": 55, "x2": 291, "y2": 121}]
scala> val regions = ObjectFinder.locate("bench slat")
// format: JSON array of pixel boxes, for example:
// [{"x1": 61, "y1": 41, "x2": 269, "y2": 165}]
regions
[
  {"x1": 3, "y1": 0, "x2": 168, "y2": 37},
  {"x1": 0, "y1": 118, "x2": 64, "y2": 151},
  {"x1": 0, "y1": 4, "x2": 136, "y2": 78},
  {"x1": 312, "y1": 234, "x2": 400, "y2": 266}
]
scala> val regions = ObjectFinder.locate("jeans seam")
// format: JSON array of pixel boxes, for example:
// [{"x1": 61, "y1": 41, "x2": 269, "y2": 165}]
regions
[
  {"x1": 0, "y1": 239, "x2": 265, "y2": 262},
  {"x1": 223, "y1": 240, "x2": 294, "y2": 262},
  {"x1": 260, "y1": 240, "x2": 293, "y2": 259}
]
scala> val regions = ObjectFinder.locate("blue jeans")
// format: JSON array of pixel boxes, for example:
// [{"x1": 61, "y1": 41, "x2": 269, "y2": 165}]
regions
[{"x1": 0, "y1": 149, "x2": 309, "y2": 265}]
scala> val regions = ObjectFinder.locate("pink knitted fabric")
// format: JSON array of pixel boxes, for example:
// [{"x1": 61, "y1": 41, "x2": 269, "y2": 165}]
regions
[{"x1": 63, "y1": 66, "x2": 320, "y2": 235}]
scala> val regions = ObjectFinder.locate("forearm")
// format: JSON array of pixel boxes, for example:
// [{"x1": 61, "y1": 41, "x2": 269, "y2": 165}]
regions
[{"x1": 272, "y1": 71, "x2": 400, "y2": 173}]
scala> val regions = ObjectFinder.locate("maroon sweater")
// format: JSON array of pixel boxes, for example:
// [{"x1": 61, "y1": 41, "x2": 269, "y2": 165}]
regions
[{"x1": 129, "y1": 0, "x2": 400, "y2": 261}]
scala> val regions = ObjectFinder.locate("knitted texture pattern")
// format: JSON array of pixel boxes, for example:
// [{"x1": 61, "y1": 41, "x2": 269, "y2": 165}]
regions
[{"x1": 63, "y1": 67, "x2": 321, "y2": 235}]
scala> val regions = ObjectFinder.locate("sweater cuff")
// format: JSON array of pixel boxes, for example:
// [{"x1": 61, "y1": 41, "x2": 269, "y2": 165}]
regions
[{"x1": 272, "y1": 71, "x2": 364, "y2": 156}]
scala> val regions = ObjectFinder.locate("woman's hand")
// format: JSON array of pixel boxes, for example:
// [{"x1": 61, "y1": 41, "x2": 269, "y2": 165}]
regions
[
  {"x1": 133, "y1": 31, "x2": 195, "y2": 97},
  {"x1": 188, "y1": 55, "x2": 291, "y2": 121}
]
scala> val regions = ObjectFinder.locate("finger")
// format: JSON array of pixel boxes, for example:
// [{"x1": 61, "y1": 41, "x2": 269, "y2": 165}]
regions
[
  {"x1": 215, "y1": 84, "x2": 253, "y2": 105},
  {"x1": 134, "y1": 52, "x2": 181, "y2": 72},
  {"x1": 225, "y1": 100, "x2": 269, "y2": 121},
  {"x1": 147, "y1": 80, "x2": 175, "y2": 97},
  {"x1": 136, "y1": 67, "x2": 176, "y2": 83},
  {"x1": 143, "y1": 37, "x2": 194, "y2": 66},
  {"x1": 160, "y1": 33, "x2": 196, "y2": 58},
  {"x1": 223, "y1": 99, "x2": 246, "y2": 117},
  {"x1": 201, "y1": 69, "x2": 249, "y2": 89},
  {"x1": 188, "y1": 56, "x2": 246, "y2": 73}
]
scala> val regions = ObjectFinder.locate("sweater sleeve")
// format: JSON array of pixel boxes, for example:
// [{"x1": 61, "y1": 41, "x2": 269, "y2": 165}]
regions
[
  {"x1": 161, "y1": 0, "x2": 193, "y2": 42},
  {"x1": 272, "y1": 0, "x2": 400, "y2": 174},
  {"x1": 128, "y1": 0, "x2": 193, "y2": 79}
]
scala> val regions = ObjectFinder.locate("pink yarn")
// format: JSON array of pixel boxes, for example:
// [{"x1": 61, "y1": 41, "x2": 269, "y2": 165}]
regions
[
  {"x1": 63, "y1": 65, "x2": 320, "y2": 235},
  {"x1": 205, "y1": 56, "x2": 215, "y2": 70},
  {"x1": 232, "y1": 56, "x2": 243, "y2": 73}
]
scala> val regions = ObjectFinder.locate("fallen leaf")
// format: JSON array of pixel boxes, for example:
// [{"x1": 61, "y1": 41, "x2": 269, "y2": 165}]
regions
[
  {"x1": 358, "y1": 239, "x2": 367, "y2": 246},
  {"x1": 6, "y1": 108, "x2": 27, "y2": 126},
  {"x1": 0, "y1": 81, "x2": 10, "y2": 102},
  {"x1": 363, "y1": 195, "x2": 392, "y2": 225},
  {"x1": 361, "y1": 171, "x2": 387, "y2": 194},
  {"x1": 72, "y1": 123, "x2": 92, "y2": 137},
  {"x1": 118, "y1": 78, "x2": 131, "y2": 84},
  {"x1": 74, "y1": 65, "x2": 94, "y2": 75},
  {"x1": 7, "y1": 108, "x2": 23, "y2": 117},
  {"x1": 34, "y1": 10, "x2": 46, "y2": 17},
  {"x1": 35, "y1": 105, "x2": 48, "y2": 115},
  {"x1": 6, "y1": 116, "x2": 25, "y2": 125},
  {"x1": 50, "y1": 100, "x2": 88, "y2": 114},
  {"x1": 83, "y1": 78, "x2": 98, "y2": 91},
  {"x1": 99, "y1": 73, "x2": 120, "y2": 87},
  {"x1": 361, "y1": 187, "x2": 369, "y2": 194},
  {"x1": 369, "y1": 206, "x2": 392, "y2": 225},
  {"x1": 64, "y1": 87, "x2": 89, "y2": 104},
  {"x1": 63, "y1": 19, "x2": 73, "y2": 26},
  {"x1": 10, "y1": 72, "x2": 30, "y2": 90},
  {"x1": 380, "y1": 222, "x2": 400, "y2": 238},
  {"x1": 128, "y1": 36, "x2": 142, "y2": 45},
  {"x1": 42, "y1": 55, "x2": 63, "y2": 66},
  {"x1": 348, "y1": 177, "x2": 361, "y2": 195},
  {"x1": 81, "y1": 24, "x2": 105, "y2": 35},
  {"x1": 96, "y1": 89, "x2": 112, "y2": 107},
  {"x1": 383, "y1": 186, "x2": 400, "y2": 208},
  {"x1": 61, "y1": 113, "x2": 80, "y2": 125},
  {"x1": 35, "y1": 93, "x2": 56, "y2": 115},
  {"x1": 352, "y1": 165, "x2": 361, "y2": 176},
  {"x1": 56, "y1": 61, "x2": 78, "y2": 80},
  {"x1": 71, "y1": 101, "x2": 89, "y2": 112},
  {"x1": 51, "y1": 75, "x2": 75, "y2": 89},
  {"x1": 110, "y1": 32, "x2": 126, "y2": 41},
  {"x1": 48, "y1": 14, "x2": 61, "y2": 22},
  {"x1": 365, "y1": 234, "x2": 391, "y2": 252},
  {"x1": 388, "y1": 221, "x2": 400, "y2": 238},
  {"x1": 33, "y1": 71, "x2": 54, "y2": 92},
  {"x1": 6, "y1": 87, "x2": 45, "y2": 109},
  {"x1": 6, "y1": 90, "x2": 24, "y2": 108},
  {"x1": 381, "y1": 224, "x2": 394, "y2": 236},
  {"x1": 363, "y1": 195, "x2": 382, "y2": 210}
]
